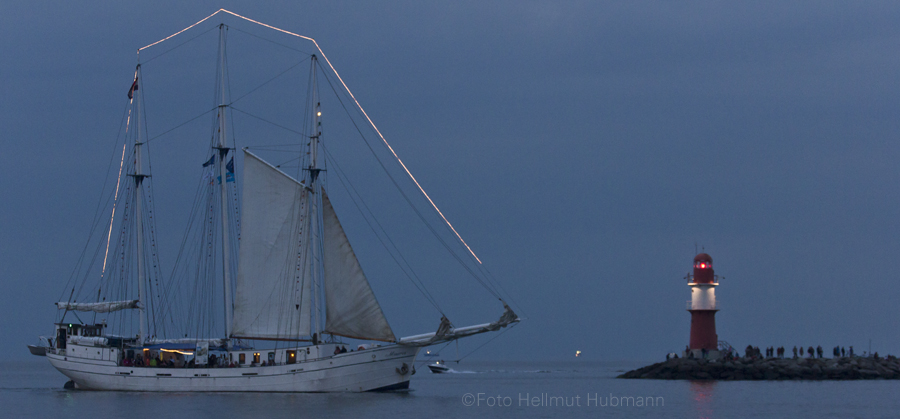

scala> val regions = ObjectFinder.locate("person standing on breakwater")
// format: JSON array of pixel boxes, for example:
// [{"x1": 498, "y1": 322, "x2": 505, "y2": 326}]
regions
[
  {"x1": 850, "y1": 346, "x2": 855, "y2": 356},
  {"x1": 817, "y1": 346, "x2": 823, "y2": 358},
  {"x1": 807, "y1": 347, "x2": 814, "y2": 358},
  {"x1": 841, "y1": 347, "x2": 846, "y2": 357},
  {"x1": 792, "y1": 346, "x2": 798, "y2": 358}
]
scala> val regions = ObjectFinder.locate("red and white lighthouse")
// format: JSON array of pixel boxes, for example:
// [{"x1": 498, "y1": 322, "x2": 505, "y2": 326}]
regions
[{"x1": 687, "y1": 253, "x2": 719, "y2": 357}]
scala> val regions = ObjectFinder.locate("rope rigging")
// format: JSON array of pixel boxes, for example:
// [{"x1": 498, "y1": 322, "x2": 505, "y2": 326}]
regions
[{"x1": 315, "y1": 61, "x2": 506, "y2": 300}]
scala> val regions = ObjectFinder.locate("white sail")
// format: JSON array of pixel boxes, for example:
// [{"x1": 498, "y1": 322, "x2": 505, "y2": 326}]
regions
[
  {"x1": 321, "y1": 191, "x2": 396, "y2": 342},
  {"x1": 56, "y1": 300, "x2": 140, "y2": 313},
  {"x1": 233, "y1": 151, "x2": 312, "y2": 340}
]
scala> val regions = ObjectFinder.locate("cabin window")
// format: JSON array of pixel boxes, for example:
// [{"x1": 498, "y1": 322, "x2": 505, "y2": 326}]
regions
[
  {"x1": 239, "y1": 353, "x2": 246, "y2": 364},
  {"x1": 287, "y1": 350, "x2": 296, "y2": 364},
  {"x1": 253, "y1": 353, "x2": 260, "y2": 364},
  {"x1": 56, "y1": 329, "x2": 67, "y2": 349}
]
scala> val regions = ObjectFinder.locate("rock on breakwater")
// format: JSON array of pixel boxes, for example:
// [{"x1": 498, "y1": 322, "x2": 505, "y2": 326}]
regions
[{"x1": 618, "y1": 356, "x2": 900, "y2": 380}]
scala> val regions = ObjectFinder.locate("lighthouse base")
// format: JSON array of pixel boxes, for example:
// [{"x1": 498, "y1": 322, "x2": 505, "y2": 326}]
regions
[
  {"x1": 688, "y1": 309, "x2": 718, "y2": 350},
  {"x1": 682, "y1": 349, "x2": 723, "y2": 360}
]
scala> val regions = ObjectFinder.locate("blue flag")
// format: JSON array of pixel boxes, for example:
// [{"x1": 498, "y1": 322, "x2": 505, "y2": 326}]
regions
[
  {"x1": 226, "y1": 157, "x2": 234, "y2": 174},
  {"x1": 202, "y1": 155, "x2": 215, "y2": 167}
]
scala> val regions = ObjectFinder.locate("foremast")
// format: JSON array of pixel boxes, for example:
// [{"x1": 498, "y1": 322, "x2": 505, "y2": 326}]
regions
[{"x1": 130, "y1": 65, "x2": 149, "y2": 345}]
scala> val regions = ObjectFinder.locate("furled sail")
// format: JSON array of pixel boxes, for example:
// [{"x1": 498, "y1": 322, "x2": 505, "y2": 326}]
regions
[
  {"x1": 397, "y1": 303, "x2": 520, "y2": 346},
  {"x1": 56, "y1": 300, "x2": 140, "y2": 313},
  {"x1": 232, "y1": 151, "x2": 312, "y2": 339},
  {"x1": 321, "y1": 191, "x2": 396, "y2": 342}
]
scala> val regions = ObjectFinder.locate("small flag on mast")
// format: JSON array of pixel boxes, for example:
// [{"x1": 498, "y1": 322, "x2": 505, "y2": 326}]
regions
[
  {"x1": 225, "y1": 157, "x2": 234, "y2": 182},
  {"x1": 128, "y1": 78, "x2": 139, "y2": 99},
  {"x1": 202, "y1": 155, "x2": 215, "y2": 167}
]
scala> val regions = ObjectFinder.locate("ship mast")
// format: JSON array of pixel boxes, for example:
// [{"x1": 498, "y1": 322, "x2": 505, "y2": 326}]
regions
[
  {"x1": 308, "y1": 55, "x2": 323, "y2": 339},
  {"x1": 131, "y1": 65, "x2": 149, "y2": 345},
  {"x1": 215, "y1": 23, "x2": 234, "y2": 344}
]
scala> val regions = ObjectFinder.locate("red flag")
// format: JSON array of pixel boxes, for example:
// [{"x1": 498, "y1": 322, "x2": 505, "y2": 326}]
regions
[{"x1": 128, "y1": 78, "x2": 139, "y2": 99}]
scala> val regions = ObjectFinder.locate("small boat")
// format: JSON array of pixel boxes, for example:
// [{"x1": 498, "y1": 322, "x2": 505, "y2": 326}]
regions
[
  {"x1": 27, "y1": 345, "x2": 47, "y2": 356},
  {"x1": 428, "y1": 361, "x2": 451, "y2": 374}
]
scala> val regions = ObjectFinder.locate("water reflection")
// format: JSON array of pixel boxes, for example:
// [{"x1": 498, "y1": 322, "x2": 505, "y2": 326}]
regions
[{"x1": 690, "y1": 380, "x2": 717, "y2": 419}]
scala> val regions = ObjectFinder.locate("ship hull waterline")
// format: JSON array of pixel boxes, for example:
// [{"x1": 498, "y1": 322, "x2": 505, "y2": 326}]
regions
[{"x1": 47, "y1": 344, "x2": 419, "y2": 392}]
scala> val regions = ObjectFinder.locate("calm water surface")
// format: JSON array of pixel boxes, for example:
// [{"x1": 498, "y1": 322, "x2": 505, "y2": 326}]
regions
[{"x1": 2, "y1": 359, "x2": 898, "y2": 418}]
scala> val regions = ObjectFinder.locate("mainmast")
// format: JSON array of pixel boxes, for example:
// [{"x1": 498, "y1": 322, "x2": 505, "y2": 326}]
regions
[
  {"x1": 216, "y1": 23, "x2": 234, "y2": 343},
  {"x1": 130, "y1": 65, "x2": 149, "y2": 345}
]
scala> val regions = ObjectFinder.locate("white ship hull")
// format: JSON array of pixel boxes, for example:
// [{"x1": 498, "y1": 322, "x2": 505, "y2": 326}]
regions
[{"x1": 47, "y1": 344, "x2": 419, "y2": 392}]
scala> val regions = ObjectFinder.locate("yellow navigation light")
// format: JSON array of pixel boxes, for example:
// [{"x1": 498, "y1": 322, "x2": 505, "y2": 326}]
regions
[
  {"x1": 317, "y1": 111, "x2": 322, "y2": 117},
  {"x1": 160, "y1": 348, "x2": 194, "y2": 355}
]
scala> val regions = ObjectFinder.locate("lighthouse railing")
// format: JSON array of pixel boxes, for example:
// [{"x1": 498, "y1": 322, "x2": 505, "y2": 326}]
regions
[{"x1": 686, "y1": 274, "x2": 722, "y2": 284}]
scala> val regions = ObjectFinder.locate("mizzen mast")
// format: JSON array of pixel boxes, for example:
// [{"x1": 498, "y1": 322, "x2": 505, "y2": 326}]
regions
[{"x1": 308, "y1": 55, "x2": 323, "y2": 339}]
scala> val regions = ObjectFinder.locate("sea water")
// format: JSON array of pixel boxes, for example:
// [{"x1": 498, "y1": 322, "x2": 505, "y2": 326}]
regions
[{"x1": 2, "y1": 359, "x2": 898, "y2": 418}]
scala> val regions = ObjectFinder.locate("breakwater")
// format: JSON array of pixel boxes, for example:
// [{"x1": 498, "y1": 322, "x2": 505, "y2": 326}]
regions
[{"x1": 618, "y1": 356, "x2": 900, "y2": 380}]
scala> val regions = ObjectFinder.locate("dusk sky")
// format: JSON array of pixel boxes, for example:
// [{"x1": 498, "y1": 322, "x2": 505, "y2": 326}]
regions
[{"x1": 4, "y1": 1, "x2": 900, "y2": 362}]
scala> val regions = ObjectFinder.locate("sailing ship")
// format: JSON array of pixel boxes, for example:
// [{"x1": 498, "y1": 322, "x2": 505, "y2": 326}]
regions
[{"x1": 34, "y1": 10, "x2": 518, "y2": 392}]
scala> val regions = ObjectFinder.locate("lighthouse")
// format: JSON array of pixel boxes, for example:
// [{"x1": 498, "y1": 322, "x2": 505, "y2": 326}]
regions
[{"x1": 686, "y1": 253, "x2": 720, "y2": 359}]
